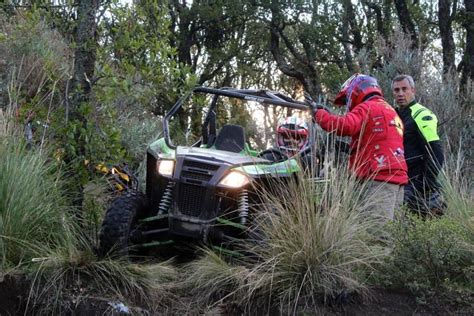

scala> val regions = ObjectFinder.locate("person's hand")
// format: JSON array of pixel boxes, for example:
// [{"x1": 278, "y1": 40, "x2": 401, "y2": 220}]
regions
[{"x1": 304, "y1": 91, "x2": 330, "y2": 112}]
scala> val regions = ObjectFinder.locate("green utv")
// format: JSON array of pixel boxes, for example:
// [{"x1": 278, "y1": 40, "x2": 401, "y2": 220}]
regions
[{"x1": 99, "y1": 87, "x2": 325, "y2": 257}]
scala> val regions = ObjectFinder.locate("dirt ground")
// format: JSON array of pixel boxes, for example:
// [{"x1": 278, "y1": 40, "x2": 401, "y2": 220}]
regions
[{"x1": 1, "y1": 274, "x2": 472, "y2": 315}]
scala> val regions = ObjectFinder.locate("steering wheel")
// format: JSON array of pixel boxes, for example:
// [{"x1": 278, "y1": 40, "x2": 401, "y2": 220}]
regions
[{"x1": 258, "y1": 148, "x2": 287, "y2": 162}]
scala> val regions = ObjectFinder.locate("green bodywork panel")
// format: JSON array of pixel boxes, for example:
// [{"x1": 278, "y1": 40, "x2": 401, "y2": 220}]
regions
[
  {"x1": 244, "y1": 143, "x2": 259, "y2": 157},
  {"x1": 148, "y1": 137, "x2": 300, "y2": 177},
  {"x1": 235, "y1": 158, "x2": 300, "y2": 176},
  {"x1": 148, "y1": 138, "x2": 175, "y2": 160}
]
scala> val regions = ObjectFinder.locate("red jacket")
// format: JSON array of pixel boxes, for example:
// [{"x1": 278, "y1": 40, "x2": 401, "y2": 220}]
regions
[{"x1": 315, "y1": 96, "x2": 408, "y2": 185}]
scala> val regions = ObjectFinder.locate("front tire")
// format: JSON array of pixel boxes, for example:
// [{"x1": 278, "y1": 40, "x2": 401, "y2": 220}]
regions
[{"x1": 99, "y1": 191, "x2": 148, "y2": 258}]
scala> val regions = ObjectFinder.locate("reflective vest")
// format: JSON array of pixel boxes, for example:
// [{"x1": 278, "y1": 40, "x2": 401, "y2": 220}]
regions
[
  {"x1": 396, "y1": 101, "x2": 443, "y2": 189},
  {"x1": 396, "y1": 102, "x2": 440, "y2": 167}
]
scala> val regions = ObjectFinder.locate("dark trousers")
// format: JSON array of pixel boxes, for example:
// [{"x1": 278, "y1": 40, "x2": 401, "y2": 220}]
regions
[{"x1": 403, "y1": 181, "x2": 445, "y2": 215}]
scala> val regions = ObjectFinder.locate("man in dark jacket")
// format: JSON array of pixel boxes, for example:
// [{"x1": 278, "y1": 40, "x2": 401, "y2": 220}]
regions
[
  {"x1": 306, "y1": 74, "x2": 408, "y2": 223},
  {"x1": 392, "y1": 74, "x2": 445, "y2": 215}
]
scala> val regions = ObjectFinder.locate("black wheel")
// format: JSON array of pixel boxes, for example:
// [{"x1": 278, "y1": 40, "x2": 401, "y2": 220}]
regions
[{"x1": 99, "y1": 190, "x2": 149, "y2": 258}]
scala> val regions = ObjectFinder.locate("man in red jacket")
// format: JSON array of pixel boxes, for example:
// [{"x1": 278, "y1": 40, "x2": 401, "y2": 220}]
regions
[{"x1": 305, "y1": 74, "x2": 408, "y2": 222}]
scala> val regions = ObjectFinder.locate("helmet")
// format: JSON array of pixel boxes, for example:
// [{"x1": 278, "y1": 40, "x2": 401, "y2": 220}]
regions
[
  {"x1": 276, "y1": 117, "x2": 309, "y2": 153},
  {"x1": 334, "y1": 74, "x2": 383, "y2": 110}
]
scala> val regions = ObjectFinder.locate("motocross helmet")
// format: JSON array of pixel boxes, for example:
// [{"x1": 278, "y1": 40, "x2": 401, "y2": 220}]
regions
[
  {"x1": 334, "y1": 74, "x2": 383, "y2": 110},
  {"x1": 276, "y1": 117, "x2": 309, "y2": 154}
]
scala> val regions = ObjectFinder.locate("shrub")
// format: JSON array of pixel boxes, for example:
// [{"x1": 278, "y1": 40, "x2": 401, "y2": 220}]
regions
[
  {"x1": 368, "y1": 28, "x2": 472, "y2": 165},
  {"x1": 375, "y1": 151, "x2": 474, "y2": 302},
  {"x1": 0, "y1": 11, "x2": 71, "y2": 115},
  {"x1": 117, "y1": 111, "x2": 163, "y2": 190},
  {"x1": 378, "y1": 215, "x2": 473, "y2": 302}
]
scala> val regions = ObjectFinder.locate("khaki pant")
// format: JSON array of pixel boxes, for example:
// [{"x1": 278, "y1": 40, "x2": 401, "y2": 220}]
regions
[{"x1": 362, "y1": 180, "x2": 404, "y2": 223}]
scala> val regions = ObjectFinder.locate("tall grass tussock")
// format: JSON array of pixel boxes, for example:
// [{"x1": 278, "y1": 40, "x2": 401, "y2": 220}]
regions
[
  {"x1": 28, "y1": 234, "x2": 178, "y2": 314},
  {"x1": 0, "y1": 110, "x2": 178, "y2": 313},
  {"x1": 0, "y1": 139, "x2": 69, "y2": 268},
  {"x1": 183, "y1": 152, "x2": 388, "y2": 312},
  {"x1": 240, "y1": 166, "x2": 386, "y2": 311}
]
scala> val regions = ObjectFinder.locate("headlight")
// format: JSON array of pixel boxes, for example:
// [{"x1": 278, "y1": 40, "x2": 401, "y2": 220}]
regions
[
  {"x1": 219, "y1": 171, "x2": 250, "y2": 189},
  {"x1": 158, "y1": 160, "x2": 175, "y2": 177}
]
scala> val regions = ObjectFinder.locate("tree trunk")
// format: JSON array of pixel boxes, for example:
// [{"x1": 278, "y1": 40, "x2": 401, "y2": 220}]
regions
[
  {"x1": 169, "y1": 0, "x2": 196, "y2": 68},
  {"x1": 394, "y1": 0, "x2": 418, "y2": 50},
  {"x1": 438, "y1": 0, "x2": 456, "y2": 78},
  {"x1": 268, "y1": 1, "x2": 322, "y2": 98},
  {"x1": 364, "y1": 0, "x2": 392, "y2": 41},
  {"x1": 342, "y1": 0, "x2": 355, "y2": 72},
  {"x1": 343, "y1": 0, "x2": 363, "y2": 53},
  {"x1": 460, "y1": 0, "x2": 474, "y2": 98},
  {"x1": 70, "y1": 0, "x2": 99, "y2": 116},
  {"x1": 69, "y1": 0, "x2": 100, "y2": 210}
]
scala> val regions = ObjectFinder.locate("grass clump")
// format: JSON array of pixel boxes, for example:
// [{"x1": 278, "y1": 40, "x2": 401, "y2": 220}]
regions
[
  {"x1": 28, "y1": 234, "x2": 178, "y2": 314},
  {"x1": 241, "y1": 170, "x2": 386, "y2": 311},
  {"x1": 0, "y1": 140, "x2": 69, "y2": 268},
  {"x1": 0, "y1": 128, "x2": 178, "y2": 313},
  {"x1": 182, "y1": 164, "x2": 387, "y2": 312},
  {"x1": 180, "y1": 248, "x2": 249, "y2": 305}
]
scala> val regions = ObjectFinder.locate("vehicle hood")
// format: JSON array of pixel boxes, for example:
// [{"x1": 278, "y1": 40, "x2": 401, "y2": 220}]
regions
[{"x1": 176, "y1": 146, "x2": 268, "y2": 166}]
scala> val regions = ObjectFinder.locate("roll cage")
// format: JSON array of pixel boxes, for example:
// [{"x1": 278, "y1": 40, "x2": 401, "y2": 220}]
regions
[{"x1": 163, "y1": 86, "x2": 311, "y2": 150}]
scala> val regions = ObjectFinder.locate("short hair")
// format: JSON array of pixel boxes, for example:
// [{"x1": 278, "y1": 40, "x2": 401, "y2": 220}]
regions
[{"x1": 392, "y1": 74, "x2": 415, "y2": 89}]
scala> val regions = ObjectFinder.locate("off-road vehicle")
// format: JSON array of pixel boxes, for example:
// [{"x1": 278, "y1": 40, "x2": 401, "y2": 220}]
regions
[{"x1": 99, "y1": 87, "x2": 325, "y2": 257}]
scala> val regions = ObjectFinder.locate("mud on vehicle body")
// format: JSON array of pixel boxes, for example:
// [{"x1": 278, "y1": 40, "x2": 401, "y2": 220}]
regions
[{"x1": 99, "y1": 87, "x2": 328, "y2": 257}]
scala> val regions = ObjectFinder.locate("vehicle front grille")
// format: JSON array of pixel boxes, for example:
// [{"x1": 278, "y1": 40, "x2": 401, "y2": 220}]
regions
[
  {"x1": 177, "y1": 183, "x2": 206, "y2": 216},
  {"x1": 183, "y1": 160, "x2": 219, "y2": 171},
  {"x1": 176, "y1": 158, "x2": 221, "y2": 218},
  {"x1": 181, "y1": 159, "x2": 219, "y2": 185},
  {"x1": 181, "y1": 170, "x2": 213, "y2": 182}
]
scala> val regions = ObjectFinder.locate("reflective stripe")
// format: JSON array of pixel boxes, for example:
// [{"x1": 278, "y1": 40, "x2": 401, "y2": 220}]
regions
[
  {"x1": 410, "y1": 103, "x2": 440, "y2": 142},
  {"x1": 413, "y1": 108, "x2": 427, "y2": 120}
]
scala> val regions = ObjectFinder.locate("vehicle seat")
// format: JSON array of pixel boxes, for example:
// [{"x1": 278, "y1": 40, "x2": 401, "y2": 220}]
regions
[{"x1": 214, "y1": 124, "x2": 246, "y2": 153}]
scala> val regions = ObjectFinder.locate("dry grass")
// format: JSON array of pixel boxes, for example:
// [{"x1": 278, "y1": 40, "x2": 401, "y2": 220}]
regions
[
  {"x1": 240, "y1": 167, "x2": 386, "y2": 311},
  {"x1": 181, "y1": 155, "x2": 388, "y2": 312},
  {"x1": 179, "y1": 248, "x2": 249, "y2": 305},
  {"x1": 26, "y1": 231, "x2": 179, "y2": 314},
  {"x1": 440, "y1": 148, "x2": 474, "y2": 244}
]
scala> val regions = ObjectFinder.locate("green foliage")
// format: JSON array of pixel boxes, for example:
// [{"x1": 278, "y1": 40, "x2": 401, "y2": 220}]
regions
[
  {"x1": 0, "y1": 10, "x2": 71, "y2": 83},
  {"x1": 371, "y1": 152, "x2": 474, "y2": 304},
  {"x1": 0, "y1": 138, "x2": 69, "y2": 268},
  {"x1": 0, "y1": 9, "x2": 70, "y2": 128},
  {"x1": 116, "y1": 111, "x2": 163, "y2": 190},
  {"x1": 377, "y1": 214, "x2": 473, "y2": 302},
  {"x1": 61, "y1": 102, "x2": 126, "y2": 185},
  {"x1": 320, "y1": 63, "x2": 349, "y2": 96},
  {"x1": 97, "y1": 1, "x2": 197, "y2": 116},
  {"x1": 0, "y1": 10, "x2": 70, "y2": 148}
]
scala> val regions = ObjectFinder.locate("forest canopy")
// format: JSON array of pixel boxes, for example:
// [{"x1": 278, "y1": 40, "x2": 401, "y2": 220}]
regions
[{"x1": 0, "y1": 0, "x2": 472, "y2": 174}]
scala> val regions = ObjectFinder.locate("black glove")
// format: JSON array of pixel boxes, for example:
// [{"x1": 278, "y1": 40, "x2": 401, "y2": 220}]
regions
[{"x1": 304, "y1": 91, "x2": 330, "y2": 113}]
